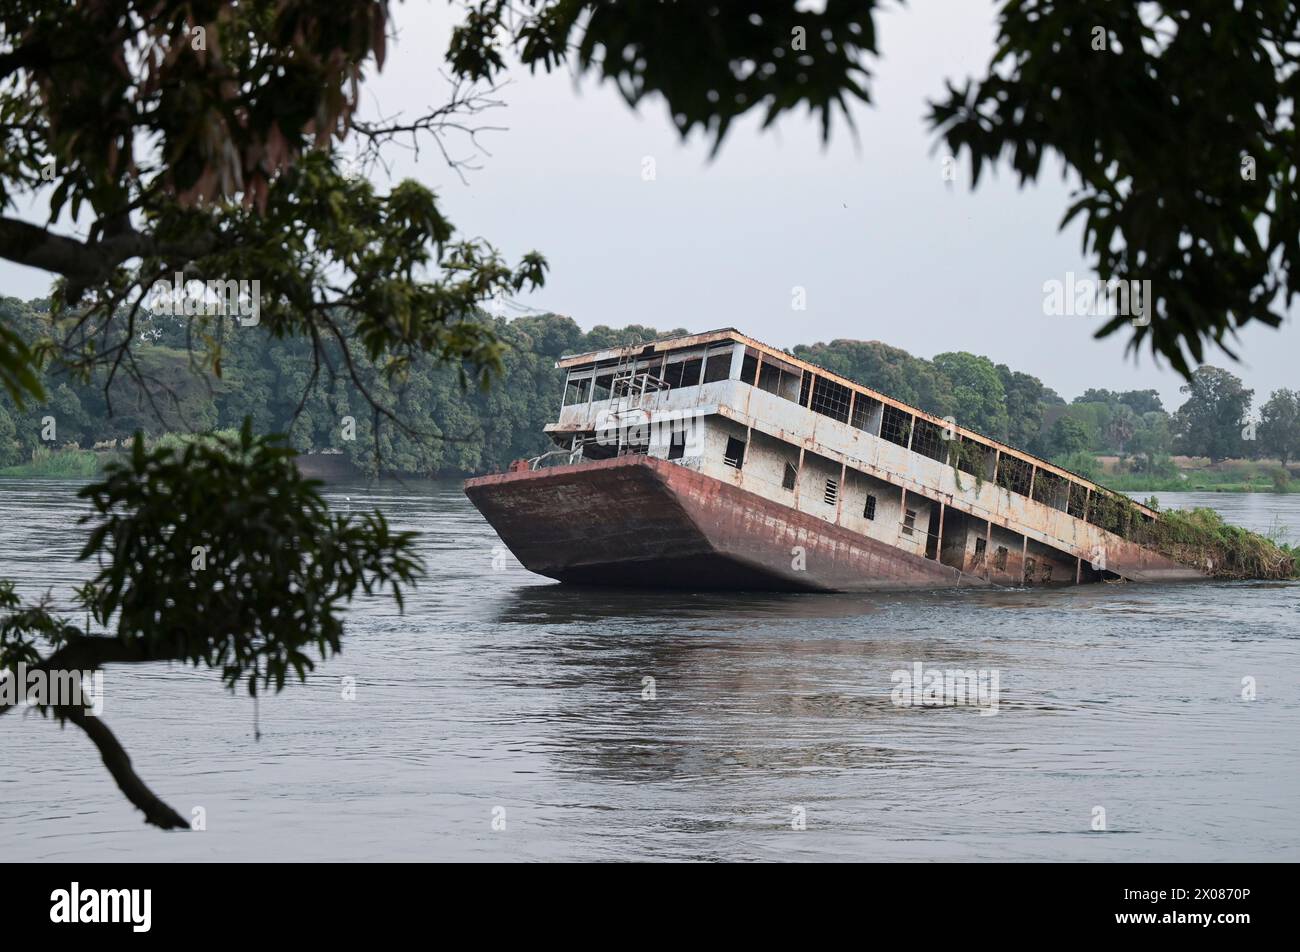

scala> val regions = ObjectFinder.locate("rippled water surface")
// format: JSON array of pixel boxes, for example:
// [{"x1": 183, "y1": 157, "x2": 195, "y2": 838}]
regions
[{"x1": 1, "y1": 478, "x2": 1297, "y2": 861}]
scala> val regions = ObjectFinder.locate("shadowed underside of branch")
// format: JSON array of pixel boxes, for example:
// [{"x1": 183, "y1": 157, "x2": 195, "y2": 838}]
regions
[{"x1": 62, "y1": 706, "x2": 191, "y2": 830}]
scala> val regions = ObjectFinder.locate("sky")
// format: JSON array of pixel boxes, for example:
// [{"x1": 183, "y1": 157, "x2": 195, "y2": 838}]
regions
[{"x1": 2, "y1": 0, "x2": 1295, "y2": 414}]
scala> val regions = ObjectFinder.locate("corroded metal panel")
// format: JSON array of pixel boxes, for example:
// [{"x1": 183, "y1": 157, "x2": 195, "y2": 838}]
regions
[{"x1": 465, "y1": 456, "x2": 984, "y2": 592}]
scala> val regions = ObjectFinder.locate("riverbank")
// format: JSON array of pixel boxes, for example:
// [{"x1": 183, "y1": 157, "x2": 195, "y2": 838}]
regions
[
  {"x1": 0, "y1": 446, "x2": 363, "y2": 480},
  {"x1": 0, "y1": 447, "x2": 108, "y2": 478},
  {"x1": 1097, "y1": 458, "x2": 1297, "y2": 494},
  {"x1": 6, "y1": 444, "x2": 1298, "y2": 497}
]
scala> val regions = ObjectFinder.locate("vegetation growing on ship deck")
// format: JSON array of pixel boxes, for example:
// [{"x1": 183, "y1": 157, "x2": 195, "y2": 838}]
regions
[
  {"x1": 1109, "y1": 496, "x2": 1297, "y2": 580},
  {"x1": 1140, "y1": 507, "x2": 1297, "y2": 581},
  {"x1": 948, "y1": 438, "x2": 989, "y2": 494}
]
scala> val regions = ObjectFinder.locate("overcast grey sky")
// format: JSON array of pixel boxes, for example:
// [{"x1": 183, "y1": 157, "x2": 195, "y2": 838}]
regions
[{"x1": 2, "y1": 1, "x2": 1294, "y2": 413}]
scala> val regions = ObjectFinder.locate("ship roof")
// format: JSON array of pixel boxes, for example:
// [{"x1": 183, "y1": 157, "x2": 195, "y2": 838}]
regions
[{"x1": 557, "y1": 327, "x2": 1151, "y2": 515}]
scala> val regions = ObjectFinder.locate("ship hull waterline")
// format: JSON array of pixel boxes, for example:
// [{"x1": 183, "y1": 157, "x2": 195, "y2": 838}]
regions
[{"x1": 461, "y1": 455, "x2": 1191, "y2": 593}]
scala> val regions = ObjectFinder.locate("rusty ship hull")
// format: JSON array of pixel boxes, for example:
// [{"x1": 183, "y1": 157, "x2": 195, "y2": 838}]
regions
[
  {"x1": 466, "y1": 455, "x2": 978, "y2": 591},
  {"x1": 464, "y1": 455, "x2": 1200, "y2": 592},
  {"x1": 465, "y1": 328, "x2": 1209, "y2": 592}
]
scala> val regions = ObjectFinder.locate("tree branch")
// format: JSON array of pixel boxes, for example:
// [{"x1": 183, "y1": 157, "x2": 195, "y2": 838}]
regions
[
  {"x1": 0, "y1": 215, "x2": 216, "y2": 300},
  {"x1": 62, "y1": 707, "x2": 191, "y2": 830},
  {"x1": 0, "y1": 636, "x2": 174, "y2": 719},
  {"x1": 3, "y1": 634, "x2": 189, "y2": 827},
  {"x1": 351, "y1": 77, "x2": 508, "y2": 185}
]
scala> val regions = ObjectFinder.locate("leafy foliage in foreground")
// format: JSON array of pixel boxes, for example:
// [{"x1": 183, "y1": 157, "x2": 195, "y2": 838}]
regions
[
  {"x1": 1, "y1": 421, "x2": 421, "y2": 827},
  {"x1": 77, "y1": 421, "x2": 421, "y2": 695},
  {"x1": 449, "y1": 0, "x2": 885, "y2": 147},
  {"x1": 0, "y1": 2, "x2": 545, "y2": 429},
  {"x1": 929, "y1": 2, "x2": 1300, "y2": 376},
  {"x1": 2, "y1": 420, "x2": 421, "y2": 697}
]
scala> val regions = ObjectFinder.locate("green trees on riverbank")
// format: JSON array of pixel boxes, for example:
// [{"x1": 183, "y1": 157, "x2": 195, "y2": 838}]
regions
[
  {"x1": 0, "y1": 297, "x2": 683, "y2": 476},
  {"x1": 2, "y1": 296, "x2": 1296, "y2": 480}
]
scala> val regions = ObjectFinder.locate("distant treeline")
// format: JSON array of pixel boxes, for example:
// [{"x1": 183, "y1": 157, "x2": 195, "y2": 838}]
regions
[{"x1": 1, "y1": 296, "x2": 1297, "y2": 477}]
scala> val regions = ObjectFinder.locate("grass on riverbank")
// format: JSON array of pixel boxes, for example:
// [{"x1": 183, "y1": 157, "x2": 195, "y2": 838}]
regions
[
  {"x1": 0, "y1": 432, "x2": 248, "y2": 478},
  {"x1": 1101, "y1": 460, "x2": 1297, "y2": 494},
  {"x1": 0, "y1": 447, "x2": 109, "y2": 478}
]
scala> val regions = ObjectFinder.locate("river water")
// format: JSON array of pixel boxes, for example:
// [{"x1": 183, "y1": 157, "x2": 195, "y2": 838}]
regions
[{"x1": 1, "y1": 479, "x2": 1297, "y2": 861}]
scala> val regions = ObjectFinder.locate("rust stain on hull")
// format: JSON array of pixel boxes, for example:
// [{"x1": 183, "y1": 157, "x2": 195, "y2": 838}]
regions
[{"x1": 466, "y1": 456, "x2": 987, "y2": 591}]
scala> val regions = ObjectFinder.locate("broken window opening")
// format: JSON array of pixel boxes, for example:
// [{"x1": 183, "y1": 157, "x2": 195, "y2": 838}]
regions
[
  {"x1": 996, "y1": 455, "x2": 1034, "y2": 496},
  {"x1": 910, "y1": 419, "x2": 948, "y2": 464},
  {"x1": 782, "y1": 462, "x2": 798, "y2": 491},
  {"x1": 741, "y1": 351, "x2": 759, "y2": 385},
  {"x1": 810, "y1": 376, "x2": 852, "y2": 424},
  {"x1": 703, "y1": 349, "x2": 732, "y2": 383},
  {"x1": 1067, "y1": 482, "x2": 1089, "y2": 519},
  {"x1": 756, "y1": 356, "x2": 802, "y2": 402},
  {"x1": 902, "y1": 508, "x2": 917, "y2": 536},
  {"x1": 880, "y1": 405, "x2": 913, "y2": 448},
  {"x1": 924, "y1": 507, "x2": 941, "y2": 560},
  {"x1": 564, "y1": 376, "x2": 591, "y2": 406},
  {"x1": 972, "y1": 537, "x2": 987, "y2": 567},
  {"x1": 679, "y1": 357, "x2": 703, "y2": 388},
  {"x1": 636, "y1": 355, "x2": 664, "y2": 380},
  {"x1": 723, "y1": 436, "x2": 746, "y2": 469},
  {"x1": 668, "y1": 429, "x2": 686, "y2": 461},
  {"x1": 955, "y1": 436, "x2": 994, "y2": 478},
  {"x1": 851, "y1": 394, "x2": 882, "y2": 433},
  {"x1": 1032, "y1": 469, "x2": 1069, "y2": 511},
  {"x1": 993, "y1": 545, "x2": 1009, "y2": 570},
  {"x1": 1086, "y1": 491, "x2": 1132, "y2": 536},
  {"x1": 662, "y1": 354, "x2": 704, "y2": 390}
]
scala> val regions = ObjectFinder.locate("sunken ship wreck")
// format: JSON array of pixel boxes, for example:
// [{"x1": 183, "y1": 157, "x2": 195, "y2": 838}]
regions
[{"x1": 464, "y1": 329, "x2": 1208, "y2": 591}]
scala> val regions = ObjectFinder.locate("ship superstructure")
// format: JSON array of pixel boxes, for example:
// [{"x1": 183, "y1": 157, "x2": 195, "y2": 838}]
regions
[{"x1": 465, "y1": 329, "x2": 1205, "y2": 591}]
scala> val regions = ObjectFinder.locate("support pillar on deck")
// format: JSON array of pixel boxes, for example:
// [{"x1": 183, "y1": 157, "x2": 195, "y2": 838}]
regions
[
  {"x1": 794, "y1": 446, "x2": 806, "y2": 506},
  {"x1": 984, "y1": 519, "x2": 993, "y2": 581},
  {"x1": 900, "y1": 487, "x2": 908, "y2": 544},
  {"x1": 934, "y1": 502, "x2": 946, "y2": 561},
  {"x1": 834, "y1": 461, "x2": 846, "y2": 523}
]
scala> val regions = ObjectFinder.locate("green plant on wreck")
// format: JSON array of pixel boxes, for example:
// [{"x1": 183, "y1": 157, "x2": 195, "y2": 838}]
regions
[
  {"x1": 1085, "y1": 490, "x2": 1136, "y2": 539},
  {"x1": 1130, "y1": 499, "x2": 1297, "y2": 580},
  {"x1": 948, "y1": 437, "x2": 988, "y2": 494}
]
